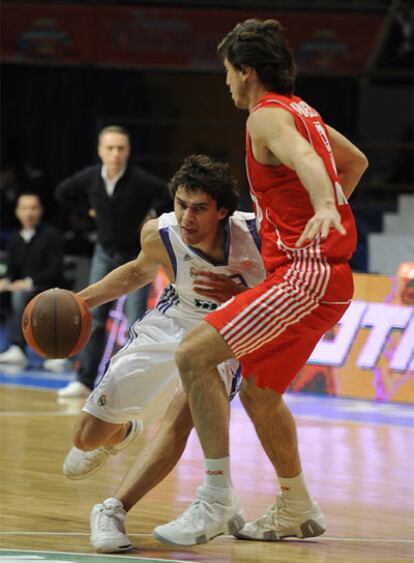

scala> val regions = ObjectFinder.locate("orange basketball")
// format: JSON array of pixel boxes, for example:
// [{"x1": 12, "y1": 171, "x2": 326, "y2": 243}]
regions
[{"x1": 22, "y1": 288, "x2": 92, "y2": 359}]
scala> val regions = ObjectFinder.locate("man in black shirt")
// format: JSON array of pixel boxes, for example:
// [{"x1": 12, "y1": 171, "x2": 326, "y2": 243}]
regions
[
  {"x1": 56, "y1": 125, "x2": 170, "y2": 398},
  {"x1": 0, "y1": 192, "x2": 64, "y2": 366}
]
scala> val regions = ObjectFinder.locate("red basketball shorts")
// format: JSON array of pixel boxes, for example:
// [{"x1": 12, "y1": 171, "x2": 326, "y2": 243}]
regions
[{"x1": 205, "y1": 261, "x2": 353, "y2": 394}]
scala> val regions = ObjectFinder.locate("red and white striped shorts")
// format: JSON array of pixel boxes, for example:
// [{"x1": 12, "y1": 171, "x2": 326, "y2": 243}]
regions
[{"x1": 205, "y1": 260, "x2": 352, "y2": 393}]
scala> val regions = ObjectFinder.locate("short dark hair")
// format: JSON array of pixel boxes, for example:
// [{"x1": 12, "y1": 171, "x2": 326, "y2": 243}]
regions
[
  {"x1": 169, "y1": 154, "x2": 239, "y2": 216},
  {"x1": 98, "y1": 125, "x2": 130, "y2": 142},
  {"x1": 16, "y1": 191, "x2": 43, "y2": 206},
  {"x1": 218, "y1": 19, "x2": 296, "y2": 96}
]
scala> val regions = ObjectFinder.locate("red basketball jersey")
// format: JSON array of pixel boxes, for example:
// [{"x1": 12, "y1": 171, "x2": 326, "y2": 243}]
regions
[{"x1": 246, "y1": 92, "x2": 357, "y2": 274}]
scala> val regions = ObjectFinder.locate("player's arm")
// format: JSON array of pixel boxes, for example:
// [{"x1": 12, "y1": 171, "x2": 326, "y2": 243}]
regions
[
  {"x1": 77, "y1": 219, "x2": 163, "y2": 309},
  {"x1": 248, "y1": 108, "x2": 344, "y2": 247},
  {"x1": 326, "y1": 125, "x2": 368, "y2": 199}
]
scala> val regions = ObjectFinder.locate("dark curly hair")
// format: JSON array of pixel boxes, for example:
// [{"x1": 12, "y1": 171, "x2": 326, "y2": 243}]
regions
[
  {"x1": 169, "y1": 154, "x2": 239, "y2": 216},
  {"x1": 217, "y1": 19, "x2": 296, "y2": 96}
]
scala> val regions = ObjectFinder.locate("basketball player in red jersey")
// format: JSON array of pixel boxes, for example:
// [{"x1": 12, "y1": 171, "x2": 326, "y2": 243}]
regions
[{"x1": 153, "y1": 19, "x2": 368, "y2": 546}]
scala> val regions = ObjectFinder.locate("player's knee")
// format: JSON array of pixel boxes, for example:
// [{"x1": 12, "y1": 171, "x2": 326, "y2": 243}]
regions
[
  {"x1": 175, "y1": 340, "x2": 198, "y2": 380},
  {"x1": 240, "y1": 379, "x2": 282, "y2": 418}
]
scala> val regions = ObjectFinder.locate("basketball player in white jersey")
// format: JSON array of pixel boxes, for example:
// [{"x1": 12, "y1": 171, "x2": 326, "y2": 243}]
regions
[{"x1": 62, "y1": 154, "x2": 266, "y2": 552}]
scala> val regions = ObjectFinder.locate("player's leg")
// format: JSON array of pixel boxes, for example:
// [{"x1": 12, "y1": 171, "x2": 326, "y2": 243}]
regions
[
  {"x1": 153, "y1": 321, "x2": 245, "y2": 546},
  {"x1": 235, "y1": 377, "x2": 326, "y2": 541},
  {"x1": 90, "y1": 358, "x2": 241, "y2": 553},
  {"x1": 176, "y1": 321, "x2": 232, "y2": 458},
  {"x1": 232, "y1": 278, "x2": 351, "y2": 541},
  {"x1": 63, "y1": 310, "x2": 185, "y2": 479},
  {"x1": 240, "y1": 378, "x2": 301, "y2": 477},
  {"x1": 89, "y1": 390, "x2": 193, "y2": 553},
  {"x1": 115, "y1": 390, "x2": 193, "y2": 509}
]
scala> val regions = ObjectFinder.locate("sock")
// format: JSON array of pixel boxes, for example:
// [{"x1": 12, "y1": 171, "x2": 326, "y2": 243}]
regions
[
  {"x1": 103, "y1": 497, "x2": 124, "y2": 510},
  {"x1": 198, "y1": 483, "x2": 234, "y2": 504},
  {"x1": 203, "y1": 457, "x2": 232, "y2": 489},
  {"x1": 279, "y1": 473, "x2": 313, "y2": 508}
]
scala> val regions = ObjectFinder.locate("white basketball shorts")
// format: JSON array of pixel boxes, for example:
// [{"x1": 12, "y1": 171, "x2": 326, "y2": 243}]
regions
[{"x1": 83, "y1": 308, "x2": 240, "y2": 425}]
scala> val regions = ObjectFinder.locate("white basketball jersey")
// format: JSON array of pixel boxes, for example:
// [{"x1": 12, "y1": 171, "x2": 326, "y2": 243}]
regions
[{"x1": 156, "y1": 211, "x2": 266, "y2": 325}]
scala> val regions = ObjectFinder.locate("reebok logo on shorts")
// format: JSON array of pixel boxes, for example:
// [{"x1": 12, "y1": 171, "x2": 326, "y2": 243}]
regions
[{"x1": 97, "y1": 394, "x2": 107, "y2": 406}]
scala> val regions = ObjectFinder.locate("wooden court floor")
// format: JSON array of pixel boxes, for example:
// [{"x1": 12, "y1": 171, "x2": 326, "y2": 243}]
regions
[{"x1": 0, "y1": 385, "x2": 413, "y2": 563}]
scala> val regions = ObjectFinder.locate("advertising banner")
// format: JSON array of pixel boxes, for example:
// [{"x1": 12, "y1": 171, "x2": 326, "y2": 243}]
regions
[
  {"x1": 290, "y1": 268, "x2": 414, "y2": 403},
  {"x1": 2, "y1": 3, "x2": 383, "y2": 75}
]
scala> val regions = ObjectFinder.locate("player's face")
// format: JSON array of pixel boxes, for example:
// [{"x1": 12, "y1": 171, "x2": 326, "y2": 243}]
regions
[
  {"x1": 15, "y1": 195, "x2": 43, "y2": 229},
  {"x1": 98, "y1": 132, "x2": 130, "y2": 173},
  {"x1": 224, "y1": 58, "x2": 249, "y2": 110},
  {"x1": 174, "y1": 186, "x2": 228, "y2": 247}
]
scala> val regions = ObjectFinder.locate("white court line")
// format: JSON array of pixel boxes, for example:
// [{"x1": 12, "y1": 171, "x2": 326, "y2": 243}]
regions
[
  {"x1": 0, "y1": 547, "x2": 198, "y2": 563},
  {"x1": 0, "y1": 532, "x2": 412, "y2": 544}
]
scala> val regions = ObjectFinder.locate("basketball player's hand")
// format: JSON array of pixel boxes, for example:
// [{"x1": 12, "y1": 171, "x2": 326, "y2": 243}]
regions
[
  {"x1": 193, "y1": 270, "x2": 244, "y2": 303},
  {"x1": 296, "y1": 206, "x2": 346, "y2": 247}
]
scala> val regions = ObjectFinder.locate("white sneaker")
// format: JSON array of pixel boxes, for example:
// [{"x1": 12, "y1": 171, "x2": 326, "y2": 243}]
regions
[
  {"x1": 57, "y1": 380, "x2": 91, "y2": 398},
  {"x1": 0, "y1": 345, "x2": 27, "y2": 366},
  {"x1": 90, "y1": 497, "x2": 133, "y2": 553},
  {"x1": 153, "y1": 485, "x2": 245, "y2": 546},
  {"x1": 44, "y1": 358, "x2": 68, "y2": 372},
  {"x1": 234, "y1": 494, "x2": 326, "y2": 541},
  {"x1": 63, "y1": 419, "x2": 144, "y2": 479}
]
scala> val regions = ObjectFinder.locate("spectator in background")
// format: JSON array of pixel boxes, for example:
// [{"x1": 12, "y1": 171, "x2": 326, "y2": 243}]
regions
[
  {"x1": 0, "y1": 192, "x2": 64, "y2": 367},
  {"x1": 56, "y1": 125, "x2": 170, "y2": 398}
]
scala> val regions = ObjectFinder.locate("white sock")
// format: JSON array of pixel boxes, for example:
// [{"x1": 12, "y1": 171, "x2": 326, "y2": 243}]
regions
[
  {"x1": 204, "y1": 457, "x2": 232, "y2": 489},
  {"x1": 279, "y1": 473, "x2": 313, "y2": 508},
  {"x1": 103, "y1": 497, "x2": 124, "y2": 509}
]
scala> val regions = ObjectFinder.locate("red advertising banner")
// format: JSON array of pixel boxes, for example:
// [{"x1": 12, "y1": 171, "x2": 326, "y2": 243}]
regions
[
  {"x1": 1, "y1": 3, "x2": 384, "y2": 75},
  {"x1": 1, "y1": 3, "x2": 93, "y2": 64}
]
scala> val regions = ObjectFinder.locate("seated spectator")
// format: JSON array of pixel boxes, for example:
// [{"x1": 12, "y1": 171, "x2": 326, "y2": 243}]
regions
[{"x1": 0, "y1": 192, "x2": 64, "y2": 366}]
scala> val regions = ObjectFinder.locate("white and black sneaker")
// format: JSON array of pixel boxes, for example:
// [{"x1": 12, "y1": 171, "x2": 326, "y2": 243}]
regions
[
  {"x1": 90, "y1": 498, "x2": 133, "y2": 553},
  {"x1": 234, "y1": 494, "x2": 326, "y2": 541},
  {"x1": 153, "y1": 485, "x2": 245, "y2": 546}
]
